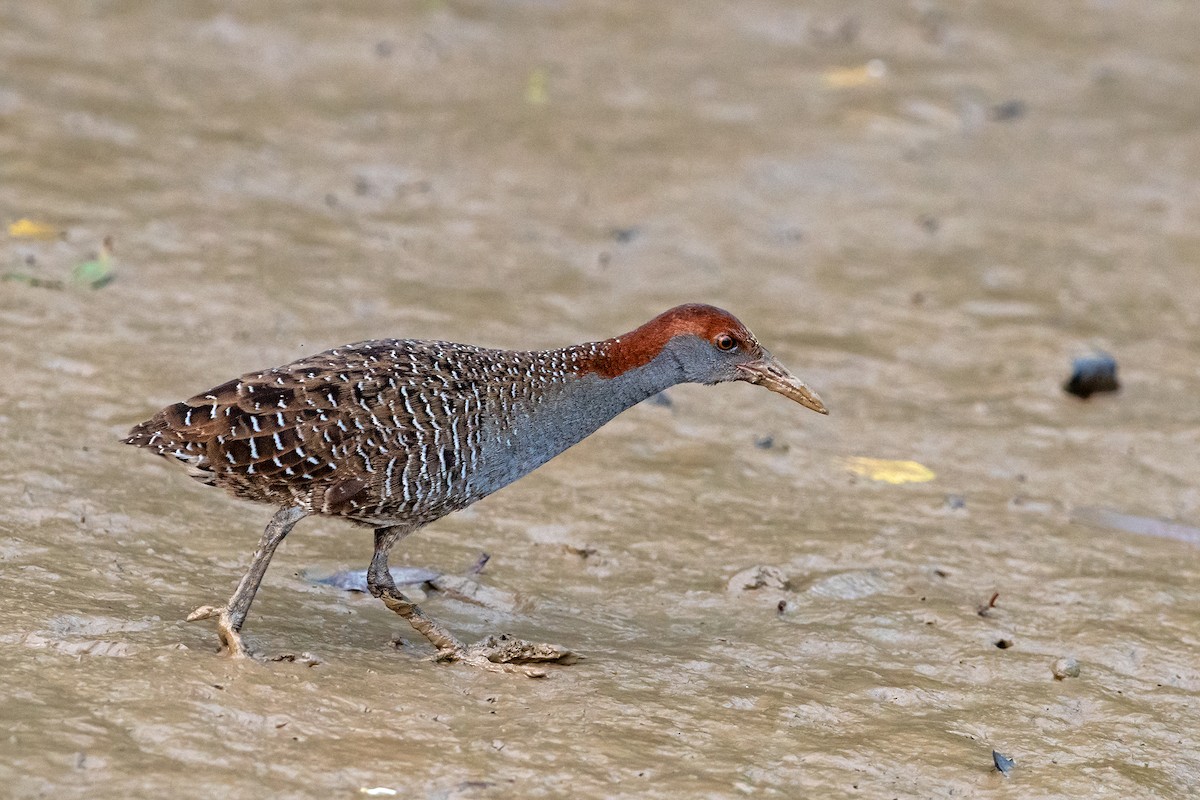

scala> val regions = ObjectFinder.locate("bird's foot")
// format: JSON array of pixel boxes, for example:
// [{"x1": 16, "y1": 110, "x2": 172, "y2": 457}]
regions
[
  {"x1": 433, "y1": 634, "x2": 577, "y2": 677},
  {"x1": 186, "y1": 604, "x2": 250, "y2": 658},
  {"x1": 375, "y1": 587, "x2": 574, "y2": 675}
]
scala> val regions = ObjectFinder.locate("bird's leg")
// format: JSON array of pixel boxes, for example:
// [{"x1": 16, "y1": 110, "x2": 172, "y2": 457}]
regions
[
  {"x1": 187, "y1": 505, "x2": 308, "y2": 657},
  {"x1": 367, "y1": 526, "x2": 575, "y2": 676},
  {"x1": 367, "y1": 525, "x2": 467, "y2": 656}
]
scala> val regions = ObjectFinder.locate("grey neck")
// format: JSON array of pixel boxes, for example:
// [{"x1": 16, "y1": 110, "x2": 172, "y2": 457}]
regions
[{"x1": 472, "y1": 346, "x2": 688, "y2": 497}]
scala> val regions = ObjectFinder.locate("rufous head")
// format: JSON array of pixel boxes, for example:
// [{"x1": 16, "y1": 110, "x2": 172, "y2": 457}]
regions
[{"x1": 589, "y1": 304, "x2": 828, "y2": 414}]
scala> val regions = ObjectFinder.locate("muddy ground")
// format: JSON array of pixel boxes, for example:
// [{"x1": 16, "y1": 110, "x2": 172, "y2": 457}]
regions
[{"x1": 2, "y1": 2, "x2": 1199, "y2": 798}]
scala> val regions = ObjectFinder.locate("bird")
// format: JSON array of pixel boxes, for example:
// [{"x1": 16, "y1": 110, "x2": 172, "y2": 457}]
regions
[{"x1": 124, "y1": 303, "x2": 827, "y2": 670}]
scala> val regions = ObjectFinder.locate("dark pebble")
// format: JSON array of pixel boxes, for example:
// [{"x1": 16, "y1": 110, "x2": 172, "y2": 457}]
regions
[
  {"x1": 610, "y1": 227, "x2": 640, "y2": 243},
  {"x1": 990, "y1": 100, "x2": 1026, "y2": 121},
  {"x1": 1064, "y1": 353, "x2": 1119, "y2": 399}
]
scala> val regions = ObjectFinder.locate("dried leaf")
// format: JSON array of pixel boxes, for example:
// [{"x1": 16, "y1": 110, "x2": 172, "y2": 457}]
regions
[
  {"x1": 8, "y1": 218, "x2": 59, "y2": 239},
  {"x1": 525, "y1": 68, "x2": 549, "y2": 105},
  {"x1": 844, "y1": 456, "x2": 935, "y2": 484},
  {"x1": 823, "y1": 59, "x2": 887, "y2": 89}
]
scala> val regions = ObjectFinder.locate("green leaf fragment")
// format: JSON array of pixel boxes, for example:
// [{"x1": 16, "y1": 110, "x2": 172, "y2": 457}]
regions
[
  {"x1": 3, "y1": 271, "x2": 65, "y2": 289},
  {"x1": 72, "y1": 257, "x2": 113, "y2": 288}
]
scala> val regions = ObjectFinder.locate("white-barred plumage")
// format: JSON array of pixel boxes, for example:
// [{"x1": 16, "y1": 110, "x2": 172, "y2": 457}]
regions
[{"x1": 125, "y1": 304, "x2": 827, "y2": 667}]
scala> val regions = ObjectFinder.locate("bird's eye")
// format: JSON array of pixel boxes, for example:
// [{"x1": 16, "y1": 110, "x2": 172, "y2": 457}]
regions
[{"x1": 715, "y1": 334, "x2": 737, "y2": 352}]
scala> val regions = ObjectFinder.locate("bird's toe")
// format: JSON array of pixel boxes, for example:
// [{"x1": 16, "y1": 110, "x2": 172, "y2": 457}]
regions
[{"x1": 465, "y1": 634, "x2": 578, "y2": 666}]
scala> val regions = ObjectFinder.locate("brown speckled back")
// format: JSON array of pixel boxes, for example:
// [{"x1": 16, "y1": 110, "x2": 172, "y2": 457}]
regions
[{"x1": 125, "y1": 338, "x2": 607, "y2": 526}]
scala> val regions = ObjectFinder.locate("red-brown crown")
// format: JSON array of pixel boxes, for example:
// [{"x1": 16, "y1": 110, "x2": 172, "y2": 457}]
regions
[{"x1": 581, "y1": 304, "x2": 760, "y2": 379}]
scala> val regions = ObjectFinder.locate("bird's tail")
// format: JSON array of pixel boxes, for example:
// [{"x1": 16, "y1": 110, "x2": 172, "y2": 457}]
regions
[{"x1": 124, "y1": 406, "x2": 216, "y2": 484}]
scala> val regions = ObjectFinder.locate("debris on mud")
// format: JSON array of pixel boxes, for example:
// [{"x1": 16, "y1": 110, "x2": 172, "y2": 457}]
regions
[
  {"x1": 306, "y1": 566, "x2": 441, "y2": 592},
  {"x1": 2, "y1": 271, "x2": 65, "y2": 289},
  {"x1": 426, "y1": 635, "x2": 578, "y2": 677},
  {"x1": 1051, "y1": 657, "x2": 1080, "y2": 680},
  {"x1": 304, "y1": 555, "x2": 525, "y2": 614},
  {"x1": 823, "y1": 58, "x2": 886, "y2": 89},
  {"x1": 990, "y1": 99, "x2": 1026, "y2": 121},
  {"x1": 8, "y1": 218, "x2": 60, "y2": 239},
  {"x1": 1071, "y1": 506, "x2": 1200, "y2": 548},
  {"x1": 561, "y1": 542, "x2": 598, "y2": 559},
  {"x1": 464, "y1": 633, "x2": 577, "y2": 666},
  {"x1": 977, "y1": 592, "x2": 1000, "y2": 617},
  {"x1": 994, "y1": 638, "x2": 1013, "y2": 649},
  {"x1": 754, "y1": 435, "x2": 788, "y2": 452},
  {"x1": 269, "y1": 652, "x2": 322, "y2": 667},
  {"x1": 1063, "y1": 353, "x2": 1119, "y2": 399},
  {"x1": 71, "y1": 236, "x2": 115, "y2": 288},
  {"x1": 844, "y1": 456, "x2": 935, "y2": 484},
  {"x1": 4, "y1": 233, "x2": 115, "y2": 289},
  {"x1": 727, "y1": 565, "x2": 790, "y2": 593},
  {"x1": 992, "y1": 750, "x2": 1015, "y2": 776}
]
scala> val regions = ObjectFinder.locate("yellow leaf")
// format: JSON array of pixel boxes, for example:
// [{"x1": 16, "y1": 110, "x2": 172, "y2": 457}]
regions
[
  {"x1": 844, "y1": 457, "x2": 935, "y2": 485},
  {"x1": 525, "y1": 68, "x2": 549, "y2": 106},
  {"x1": 8, "y1": 218, "x2": 59, "y2": 239},
  {"x1": 823, "y1": 59, "x2": 887, "y2": 89}
]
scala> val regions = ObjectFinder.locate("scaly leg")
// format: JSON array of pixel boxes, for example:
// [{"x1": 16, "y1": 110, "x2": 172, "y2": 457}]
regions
[
  {"x1": 366, "y1": 525, "x2": 467, "y2": 655},
  {"x1": 367, "y1": 525, "x2": 575, "y2": 675},
  {"x1": 188, "y1": 506, "x2": 308, "y2": 657}
]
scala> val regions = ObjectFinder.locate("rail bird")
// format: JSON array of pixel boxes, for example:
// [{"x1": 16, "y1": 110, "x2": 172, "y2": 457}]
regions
[{"x1": 125, "y1": 304, "x2": 827, "y2": 669}]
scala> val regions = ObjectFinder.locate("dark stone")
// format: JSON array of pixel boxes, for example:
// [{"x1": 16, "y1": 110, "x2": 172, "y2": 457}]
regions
[
  {"x1": 990, "y1": 100, "x2": 1026, "y2": 121},
  {"x1": 610, "y1": 227, "x2": 640, "y2": 243},
  {"x1": 1064, "y1": 353, "x2": 1119, "y2": 399}
]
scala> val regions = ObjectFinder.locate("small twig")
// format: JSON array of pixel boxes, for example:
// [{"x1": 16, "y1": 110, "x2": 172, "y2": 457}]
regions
[{"x1": 977, "y1": 592, "x2": 1000, "y2": 617}]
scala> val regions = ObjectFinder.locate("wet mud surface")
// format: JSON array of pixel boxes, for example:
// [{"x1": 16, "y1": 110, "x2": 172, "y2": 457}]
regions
[{"x1": 2, "y1": 2, "x2": 1199, "y2": 798}]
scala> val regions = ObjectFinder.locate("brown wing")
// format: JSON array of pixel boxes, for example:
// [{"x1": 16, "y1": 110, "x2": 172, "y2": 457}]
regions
[
  {"x1": 124, "y1": 344, "x2": 412, "y2": 513},
  {"x1": 127, "y1": 339, "x2": 515, "y2": 521}
]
